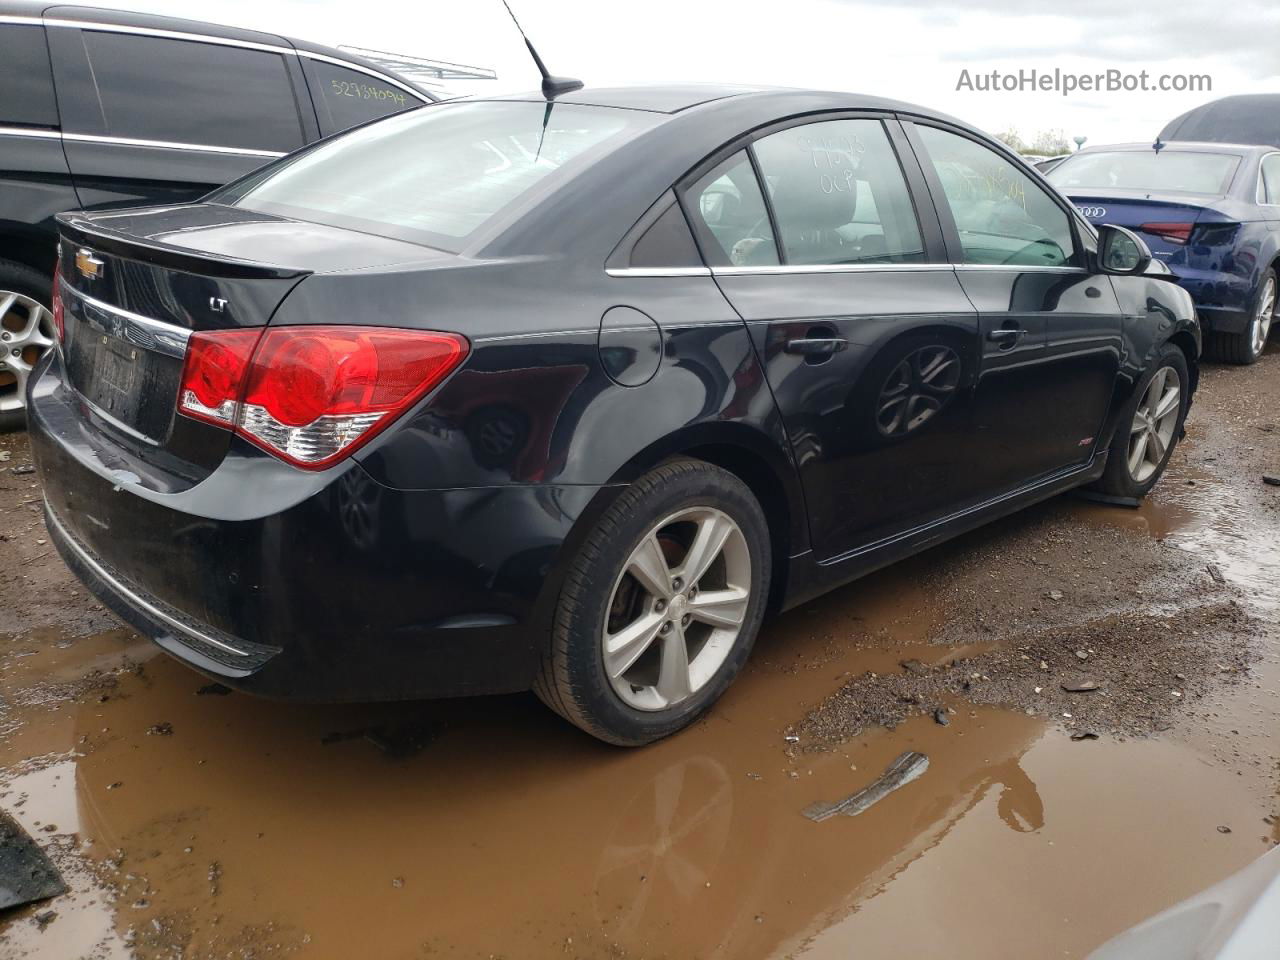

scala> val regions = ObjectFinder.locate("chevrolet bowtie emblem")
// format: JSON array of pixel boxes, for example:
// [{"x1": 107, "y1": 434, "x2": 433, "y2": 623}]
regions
[{"x1": 76, "y1": 248, "x2": 104, "y2": 280}]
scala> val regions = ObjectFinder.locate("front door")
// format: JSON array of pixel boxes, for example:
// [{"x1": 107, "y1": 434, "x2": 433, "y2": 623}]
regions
[
  {"x1": 904, "y1": 121, "x2": 1124, "y2": 492},
  {"x1": 681, "y1": 116, "x2": 985, "y2": 562}
]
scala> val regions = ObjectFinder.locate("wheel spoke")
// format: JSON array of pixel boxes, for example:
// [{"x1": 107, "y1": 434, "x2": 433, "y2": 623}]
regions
[
  {"x1": 689, "y1": 587, "x2": 748, "y2": 629},
  {"x1": 679, "y1": 512, "x2": 733, "y2": 587},
  {"x1": 1154, "y1": 384, "x2": 1180, "y2": 420},
  {"x1": 1128, "y1": 431, "x2": 1150, "y2": 475},
  {"x1": 656, "y1": 628, "x2": 692, "y2": 704},
  {"x1": 1147, "y1": 428, "x2": 1167, "y2": 464},
  {"x1": 626, "y1": 534, "x2": 674, "y2": 600},
  {"x1": 0, "y1": 293, "x2": 16, "y2": 322},
  {"x1": 604, "y1": 611, "x2": 666, "y2": 679},
  {"x1": 1130, "y1": 416, "x2": 1147, "y2": 434}
]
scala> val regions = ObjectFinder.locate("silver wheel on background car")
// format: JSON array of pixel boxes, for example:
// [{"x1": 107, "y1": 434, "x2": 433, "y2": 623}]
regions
[
  {"x1": 0, "y1": 290, "x2": 55, "y2": 416},
  {"x1": 1251, "y1": 274, "x2": 1276, "y2": 358},
  {"x1": 1127, "y1": 364, "x2": 1182, "y2": 483},
  {"x1": 603, "y1": 507, "x2": 752, "y2": 712}
]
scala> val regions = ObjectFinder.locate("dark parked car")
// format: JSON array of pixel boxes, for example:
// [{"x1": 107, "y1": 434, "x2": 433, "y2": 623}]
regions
[
  {"x1": 29, "y1": 85, "x2": 1199, "y2": 745},
  {"x1": 1048, "y1": 141, "x2": 1280, "y2": 363},
  {"x1": 0, "y1": 1, "x2": 436, "y2": 428}
]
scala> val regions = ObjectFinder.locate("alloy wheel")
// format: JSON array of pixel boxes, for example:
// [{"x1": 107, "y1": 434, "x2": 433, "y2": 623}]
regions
[
  {"x1": 603, "y1": 507, "x2": 752, "y2": 711},
  {"x1": 1127, "y1": 364, "x2": 1182, "y2": 483},
  {"x1": 0, "y1": 290, "x2": 55, "y2": 415},
  {"x1": 1251, "y1": 275, "x2": 1276, "y2": 358}
]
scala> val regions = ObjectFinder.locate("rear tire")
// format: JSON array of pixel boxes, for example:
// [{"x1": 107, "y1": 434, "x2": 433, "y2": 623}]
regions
[
  {"x1": 1203, "y1": 268, "x2": 1276, "y2": 365},
  {"x1": 534, "y1": 459, "x2": 771, "y2": 746},
  {"x1": 1090, "y1": 343, "x2": 1190, "y2": 500},
  {"x1": 0, "y1": 258, "x2": 55, "y2": 433}
]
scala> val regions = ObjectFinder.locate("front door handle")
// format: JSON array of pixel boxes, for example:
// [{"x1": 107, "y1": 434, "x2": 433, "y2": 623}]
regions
[
  {"x1": 986, "y1": 327, "x2": 1027, "y2": 345},
  {"x1": 785, "y1": 337, "x2": 848, "y2": 356}
]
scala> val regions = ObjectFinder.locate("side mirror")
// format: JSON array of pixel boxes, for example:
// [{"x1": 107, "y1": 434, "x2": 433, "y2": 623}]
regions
[{"x1": 1096, "y1": 224, "x2": 1152, "y2": 275}]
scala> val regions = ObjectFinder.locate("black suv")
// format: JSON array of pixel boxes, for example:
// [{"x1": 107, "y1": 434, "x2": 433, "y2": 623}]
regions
[{"x1": 0, "y1": 1, "x2": 436, "y2": 427}]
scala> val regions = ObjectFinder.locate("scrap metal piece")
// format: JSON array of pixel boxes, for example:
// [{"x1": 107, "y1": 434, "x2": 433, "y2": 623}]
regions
[
  {"x1": 803, "y1": 751, "x2": 930, "y2": 823},
  {"x1": 0, "y1": 812, "x2": 66, "y2": 911}
]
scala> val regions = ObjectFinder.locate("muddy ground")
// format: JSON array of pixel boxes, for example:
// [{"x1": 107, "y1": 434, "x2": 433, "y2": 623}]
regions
[{"x1": 1, "y1": 343, "x2": 1279, "y2": 960}]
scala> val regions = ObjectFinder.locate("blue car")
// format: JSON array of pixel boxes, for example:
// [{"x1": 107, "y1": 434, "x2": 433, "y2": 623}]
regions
[{"x1": 1049, "y1": 142, "x2": 1280, "y2": 363}]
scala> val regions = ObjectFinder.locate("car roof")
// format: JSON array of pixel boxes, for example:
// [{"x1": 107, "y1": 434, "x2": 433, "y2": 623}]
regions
[
  {"x1": 1070, "y1": 141, "x2": 1271, "y2": 157},
  {"x1": 477, "y1": 83, "x2": 972, "y2": 124},
  {"x1": 0, "y1": 1, "x2": 438, "y2": 100}
]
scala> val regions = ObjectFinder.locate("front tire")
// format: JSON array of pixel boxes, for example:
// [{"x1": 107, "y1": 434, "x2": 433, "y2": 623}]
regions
[
  {"x1": 534, "y1": 459, "x2": 771, "y2": 746},
  {"x1": 1090, "y1": 343, "x2": 1190, "y2": 500},
  {"x1": 1204, "y1": 268, "x2": 1276, "y2": 365}
]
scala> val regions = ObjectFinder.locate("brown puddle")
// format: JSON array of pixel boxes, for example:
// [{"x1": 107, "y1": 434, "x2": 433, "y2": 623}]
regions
[{"x1": 3, "y1": 358, "x2": 1280, "y2": 959}]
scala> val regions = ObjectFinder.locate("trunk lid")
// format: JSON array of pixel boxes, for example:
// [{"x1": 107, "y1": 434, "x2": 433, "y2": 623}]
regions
[
  {"x1": 1062, "y1": 189, "x2": 1225, "y2": 261},
  {"x1": 54, "y1": 203, "x2": 442, "y2": 485}
]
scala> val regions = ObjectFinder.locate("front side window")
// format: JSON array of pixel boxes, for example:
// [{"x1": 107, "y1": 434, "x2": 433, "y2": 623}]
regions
[
  {"x1": 221, "y1": 101, "x2": 660, "y2": 252},
  {"x1": 916, "y1": 125, "x2": 1077, "y2": 267},
  {"x1": 684, "y1": 151, "x2": 779, "y2": 267},
  {"x1": 304, "y1": 60, "x2": 425, "y2": 136},
  {"x1": 752, "y1": 118, "x2": 925, "y2": 266},
  {"x1": 79, "y1": 31, "x2": 305, "y2": 153}
]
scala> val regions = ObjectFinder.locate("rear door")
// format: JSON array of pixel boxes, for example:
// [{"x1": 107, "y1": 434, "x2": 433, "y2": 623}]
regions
[
  {"x1": 681, "y1": 114, "x2": 983, "y2": 562},
  {"x1": 45, "y1": 23, "x2": 313, "y2": 209},
  {"x1": 904, "y1": 120, "x2": 1123, "y2": 490},
  {"x1": 0, "y1": 20, "x2": 77, "y2": 259}
]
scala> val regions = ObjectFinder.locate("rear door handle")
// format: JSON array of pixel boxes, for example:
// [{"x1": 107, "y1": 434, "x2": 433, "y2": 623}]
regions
[{"x1": 785, "y1": 337, "x2": 848, "y2": 356}]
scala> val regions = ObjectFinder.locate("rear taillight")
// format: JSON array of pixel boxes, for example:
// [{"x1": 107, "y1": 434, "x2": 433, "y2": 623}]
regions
[
  {"x1": 1139, "y1": 222, "x2": 1194, "y2": 245},
  {"x1": 178, "y1": 326, "x2": 468, "y2": 470},
  {"x1": 51, "y1": 262, "x2": 65, "y2": 343}
]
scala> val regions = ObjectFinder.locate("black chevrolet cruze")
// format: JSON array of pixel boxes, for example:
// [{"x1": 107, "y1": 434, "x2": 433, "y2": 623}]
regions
[{"x1": 30, "y1": 85, "x2": 1199, "y2": 745}]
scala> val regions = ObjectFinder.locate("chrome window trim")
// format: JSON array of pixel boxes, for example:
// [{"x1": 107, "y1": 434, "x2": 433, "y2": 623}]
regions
[
  {"x1": 0, "y1": 125, "x2": 285, "y2": 159},
  {"x1": 0, "y1": 125, "x2": 61, "y2": 140},
  {"x1": 0, "y1": 14, "x2": 39, "y2": 24},
  {"x1": 605, "y1": 266, "x2": 713, "y2": 278},
  {"x1": 953, "y1": 264, "x2": 1087, "y2": 273},
  {"x1": 44, "y1": 505, "x2": 251, "y2": 658},
  {"x1": 42, "y1": 18, "x2": 429, "y2": 102},
  {"x1": 62, "y1": 131, "x2": 285, "y2": 159},
  {"x1": 61, "y1": 280, "x2": 193, "y2": 359},
  {"x1": 713, "y1": 263, "x2": 952, "y2": 276},
  {"x1": 612, "y1": 262, "x2": 1091, "y2": 278}
]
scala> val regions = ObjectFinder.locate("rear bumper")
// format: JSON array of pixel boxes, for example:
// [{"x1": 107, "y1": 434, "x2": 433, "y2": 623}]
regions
[
  {"x1": 30, "y1": 351, "x2": 611, "y2": 701},
  {"x1": 1168, "y1": 268, "x2": 1254, "y2": 333}
]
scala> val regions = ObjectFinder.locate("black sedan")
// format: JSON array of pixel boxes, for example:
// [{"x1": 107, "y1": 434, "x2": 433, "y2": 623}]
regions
[{"x1": 29, "y1": 85, "x2": 1198, "y2": 745}]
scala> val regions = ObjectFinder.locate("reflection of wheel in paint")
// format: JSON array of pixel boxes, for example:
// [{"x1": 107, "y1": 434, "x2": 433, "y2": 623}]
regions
[
  {"x1": 875, "y1": 345, "x2": 961, "y2": 438},
  {"x1": 465, "y1": 405, "x2": 529, "y2": 469},
  {"x1": 335, "y1": 468, "x2": 381, "y2": 551},
  {"x1": 592, "y1": 755, "x2": 733, "y2": 942}
]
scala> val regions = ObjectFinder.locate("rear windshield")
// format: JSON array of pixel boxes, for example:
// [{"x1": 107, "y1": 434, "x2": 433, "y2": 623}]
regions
[
  {"x1": 1047, "y1": 150, "x2": 1240, "y2": 196},
  {"x1": 217, "y1": 101, "x2": 661, "y2": 252}
]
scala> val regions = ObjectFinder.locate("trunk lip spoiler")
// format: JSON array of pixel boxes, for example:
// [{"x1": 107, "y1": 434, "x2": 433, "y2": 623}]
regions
[{"x1": 55, "y1": 213, "x2": 313, "y2": 281}]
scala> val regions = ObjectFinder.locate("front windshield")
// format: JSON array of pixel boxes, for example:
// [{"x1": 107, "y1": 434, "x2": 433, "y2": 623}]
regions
[
  {"x1": 1048, "y1": 150, "x2": 1240, "y2": 196},
  {"x1": 217, "y1": 100, "x2": 661, "y2": 252}
]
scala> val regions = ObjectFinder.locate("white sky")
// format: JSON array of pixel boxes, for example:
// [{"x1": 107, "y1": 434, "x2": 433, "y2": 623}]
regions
[{"x1": 83, "y1": 0, "x2": 1280, "y2": 148}]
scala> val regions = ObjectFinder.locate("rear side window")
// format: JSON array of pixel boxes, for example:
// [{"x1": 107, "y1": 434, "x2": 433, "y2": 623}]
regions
[
  {"x1": 78, "y1": 31, "x2": 305, "y2": 152},
  {"x1": 916, "y1": 125, "x2": 1077, "y2": 268},
  {"x1": 222, "y1": 101, "x2": 661, "y2": 252},
  {"x1": 1261, "y1": 154, "x2": 1280, "y2": 205},
  {"x1": 684, "y1": 152, "x2": 779, "y2": 267},
  {"x1": 752, "y1": 118, "x2": 925, "y2": 265},
  {"x1": 0, "y1": 24, "x2": 59, "y2": 126},
  {"x1": 303, "y1": 60, "x2": 423, "y2": 136}
]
